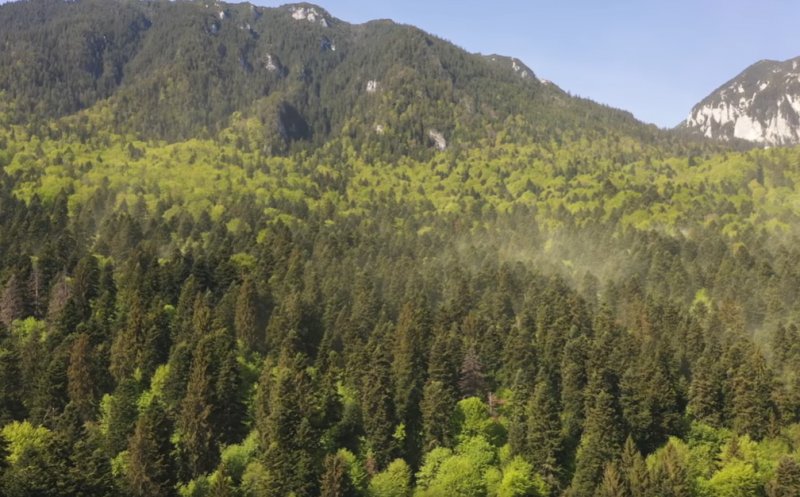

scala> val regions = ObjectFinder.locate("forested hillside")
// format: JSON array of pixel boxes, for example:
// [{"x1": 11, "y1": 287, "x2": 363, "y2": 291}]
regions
[{"x1": 2, "y1": 1, "x2": 800, "y2": 497}]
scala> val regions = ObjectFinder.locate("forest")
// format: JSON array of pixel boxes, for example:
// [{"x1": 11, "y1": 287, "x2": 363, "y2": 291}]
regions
[{"x1": 3, "y1": 1, "x2": 800, "y2": 497}]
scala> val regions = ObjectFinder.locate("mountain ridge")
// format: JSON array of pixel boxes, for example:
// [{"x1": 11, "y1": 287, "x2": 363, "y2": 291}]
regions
[
  {"x1": 0, "y1": 0, "x2": 698, "y2": 158},
  {"x1": 682, "y1": 55, "x2": 800, "y2": 146}
]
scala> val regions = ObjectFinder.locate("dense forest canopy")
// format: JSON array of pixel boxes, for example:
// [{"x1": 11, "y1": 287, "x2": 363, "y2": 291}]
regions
[{"x1": 2, "y1": 1, "x2": 800, "y2": 497}]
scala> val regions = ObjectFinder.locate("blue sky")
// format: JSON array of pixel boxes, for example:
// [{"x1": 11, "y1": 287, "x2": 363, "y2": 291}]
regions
[{"x1": 255, "y1": 0, "x2": 800, "y2": 128}]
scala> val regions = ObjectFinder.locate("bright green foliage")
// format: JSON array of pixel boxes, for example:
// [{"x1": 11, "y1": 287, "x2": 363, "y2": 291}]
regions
[
  {"x1": 414, "y1": 437, "x2": 496, "y2": 497},
  {"x1": 494, "y1": 456, "x2": 548, "y2": 497},
  {"x1": 368, "y1": 458, "x2": 412, "y2": 497},
  {"x1": 0, "y1": 421, "x2": 51, "y2": 465},
  {"x1": 702, "y1": 460, "x2": 760, "y2": 497},
  {"x1": 4, "y1": 2, "x2": 800, "y2": 496},
  {"x1": 453, "y1": 397, "x2": 506, "y2": 446}
]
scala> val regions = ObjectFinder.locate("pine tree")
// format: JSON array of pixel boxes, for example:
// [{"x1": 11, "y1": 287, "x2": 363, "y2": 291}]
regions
[
  {"x1": 767, "y1": 457, "x2": 800, "y2": 497},
  {"x1": 235, "y1": 277, "x2": 260, "y2": 351},
  {"x1": 391, "y1": 300, "x2": 428, "y2": 465},
  {"x1": 361, "y1": 332, "x2": 397, "y2": 471},
  {"x1": 0, "y1": 274, "x2": 25, "y2": 329},
  {"x1": 569, "y1": 385, "x2": 623, "y2": 497},
  {"x1": 560, "y1": 336, "x2": 588, "y2": 455},
  {"x1": 420, "y1": 379, "x2": 455, "y2": 451},
  {"x1": 320, "y1": 452, "x2": 357, "y2": 497},
  {"x1": 620, "y1": 435, "x2": 649, "y2": 497},
  {"x1": 649, "y1": 442, "x2": 691, "y2": 497},
  {"x1": 126, "y1": 400, "x2": 176, "y2": 497},
  {"x1": 259, "y1": 354, "x2": 319, "y2": 497},
  {"x1": 458, "y1": 346, "x2": 486, "y2": 399},
  {"x1": 106, "y1": 377, "x2": 141, "y2": 456},
  {"x1": 526, "y1": 373, "x2": 562, "y2": 486},
  {"x1": 731, "y1": 349, "x2": 775, "y2": 440},
  {"x1": 0, "y1": 345, "x2": 26, "y2": 424},
  {"x1": 597, "y1": 462, "x2": 626, "y2": 497},
  {"x1": 688, "y1": 347, "x2": 725, "y2": 427},
  {"x1": 66, "y1": 332, "x2": 95, "y2": 421},
  {"x1": 176, "y1": 336, "x2": 218, "y2": 480}
]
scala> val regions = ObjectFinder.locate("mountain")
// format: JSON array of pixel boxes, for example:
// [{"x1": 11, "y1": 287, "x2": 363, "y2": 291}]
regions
[
  {"x1": 683, "y1": 56, "x2": 800, "y2": 146},
  {"x1": 0, "y1": 0, "x2": 689, "y2": 157}
]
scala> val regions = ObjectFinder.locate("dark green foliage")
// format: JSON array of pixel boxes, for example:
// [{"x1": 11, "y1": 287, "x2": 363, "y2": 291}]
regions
[
  {"x1": 126, "y1": 400, "x2": 176, "y2": 497},
  {"x1": 0, "y1": 2, "x2": 799, "y2": 497},
  {"x1": 768, "y1": 457, "x2": 800, "y2": 497},
  {"x1": 526, "y1": 374, "x2": 562, "y2": 486},
  {"x1": 320, "y1": 452, "x2": 357, "y2": 497},
  {"x1": 569, "y1": 386, "x2": 624, "y2": 497},
  {"x1": 106, "y1": 377, "x2": 141, "y2": 456},
  {"x1": 361, "y1": 334, "x2": 397, "y2": 471}
]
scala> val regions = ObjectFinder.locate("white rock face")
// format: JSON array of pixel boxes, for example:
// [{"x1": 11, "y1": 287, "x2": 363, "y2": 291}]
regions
[
  {"x1": 366, "y1": 80, "x2": 379, "y2": 93},
  {"x1": 684, "y1": 56, "x2": 800, "y2": 146},
  {"x1": 265, "y1": 54, "x2": 278, "y2": 72},
  {"x1": 428, "y1": 130, "x2": 447, "y2": 151},
  {"x1": 375, "y1": 124, "x2": 385, "y2": 135},
  {"x1": 290, "y1": 6, "x2": 329, "y2": 27},
  {"x1": 511, "y1": 58, "x2": 530, "y2": 79}
]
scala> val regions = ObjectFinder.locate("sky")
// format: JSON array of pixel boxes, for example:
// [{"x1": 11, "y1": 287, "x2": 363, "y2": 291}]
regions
[{"x1": 252, "y1": 0, "x2": 800, "y2": 128}]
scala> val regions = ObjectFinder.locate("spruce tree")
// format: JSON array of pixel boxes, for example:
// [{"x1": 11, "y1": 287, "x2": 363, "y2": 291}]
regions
[
  {"x1": 420, "y1": 379, "x2": 455, "y2": 451},
  {"x1": 767, "y1": 457, "x2": 800, "y2": 497},
  {"x1": 234, "y1": 277, "x2": 260, "y2": 351},
  {"x1": 66, "y1": 332, "x2": 95, "y2": 422},
  {"x1": 320, "y1": 452, "x2": 357, "y2": 497},
  {"x1": 361, "y1": 331, "x2": 397, "y2": 471},
  {"x1": 526, "y1": 373, "x2": 562, "y2": 485},
  {"x1": 569, "y1": 385, "x2": 623, "y2": 497},
  {"x1": 391, "y1": 300, "x2": 428, "y2": 466},
  {"x1": 597, "y1": 462, "x2": 626, "y2": 497},
  {"x1": 125, "y1": 400, "x2": 176, "y2": 497}
]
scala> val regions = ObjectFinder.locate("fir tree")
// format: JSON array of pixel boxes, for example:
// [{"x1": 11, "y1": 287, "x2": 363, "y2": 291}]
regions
[
  {"x1": 125, "y1": 400, "x2": 176, "y2": 497},
  {"x1": 320, "y1": 452, "x2": 357, "y2": 497},
  {"x1": 526, "y1": 373, "x2": 562, "y2": 486},
  {"x1": 569, "y1": 385, "x2": 623, "y2": 497}
]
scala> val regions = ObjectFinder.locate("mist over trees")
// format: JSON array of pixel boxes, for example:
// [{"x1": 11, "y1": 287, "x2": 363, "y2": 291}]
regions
[{"x1": 2, "y1": 1, "x2": 800, "y2": 497}]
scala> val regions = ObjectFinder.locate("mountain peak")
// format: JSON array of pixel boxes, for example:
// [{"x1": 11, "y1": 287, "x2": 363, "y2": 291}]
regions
[{"x1": 683, "y1": 55, "x2": 800, "y2": 146}]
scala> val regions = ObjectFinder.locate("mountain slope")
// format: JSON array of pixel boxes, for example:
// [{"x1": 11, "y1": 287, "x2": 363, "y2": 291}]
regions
[
  {"x1": 683, "y1": 56, "x2": 800, "y2": 146},
  {"x1": 0, "y1": 0, "x2": 693, "y2": 157}
]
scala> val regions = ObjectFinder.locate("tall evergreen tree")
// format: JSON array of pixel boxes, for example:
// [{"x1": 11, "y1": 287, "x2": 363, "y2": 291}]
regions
[
  {"x1": 569, "y1": 385, "x2": 623, "y2": 497},
  {"x1": 126, "y1": 400, "x2": 176, "y2": 497},
  {"x1": 361, "y1": 332, "x2": 397, "y2": 472},
  {"x1": 526, "y1": 373, "x2": 562, "y2": 486},
  {"x1": 320, "y1": 452, "x2": 357, "y2": 497},
  {"x1": 234, "y1": 277, "x2": 260, "y2": 351}
]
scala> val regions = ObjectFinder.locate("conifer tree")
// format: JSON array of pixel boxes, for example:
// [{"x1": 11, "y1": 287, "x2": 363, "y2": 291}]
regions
[
  {"x1": 106, "y1": 377, "x2": 141, "y2": 456},
  {"x1": 126, "y1": 400, "x2": 176, "y2": 497},
  {"x1": 459, "y1": 346, "x2": 486, "y2": 399},
  {"x1": 597, "y1": 462, "x2": 626, "y2": 497},
  {"x1": 361, "y1": 331, "x2": 397, "y2": 471},
  {"x1": 420, "y1": 379, "x2": 455, "y2": 452},
  {"x1": 767, "y1": 457, "x2": 800, "y2": 497},
  {"x1": 620, "y1": 435, "x2": 649, "y2": 497},
  {"x1": 66, "y1": 332, "x2": 95, "y2": 421},
  {"x1": 526, "y1": 373, "x2": 562, "y2": 485},
  {"x1": 731, "y1": 349, "x2": 775, "y2": 440},
  {"x1": 320, "y1": 452, "x2": 357, "y2": 497},
  {"x1": 649, "y1": 442, "x2": 691, "y2": 497},
  {"x1": 569, "y1": 385, "x2": 623, "y2": 497},
  {"x1": 176, "y1": 332, "x2": 227, "y2": 480},
  {"x1": 391, "y1": 300, "x2": 428, "y2": 465},
  {"x1": 235, "y1": 277, "x2": 260, "y2": 351}
]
